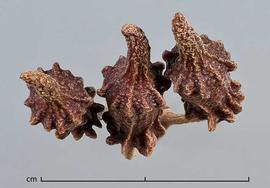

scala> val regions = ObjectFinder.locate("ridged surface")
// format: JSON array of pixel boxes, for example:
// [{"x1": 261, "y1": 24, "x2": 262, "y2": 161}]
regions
[
  {"x1": 98, "y1": 24, "x2": 170, "y2": 159},
  {"x1": 20, "y1": 63, "x2": 104, "y2": 140},
  {"x1": 163, "y1": 13, "x2": 245, "y2": 132}
]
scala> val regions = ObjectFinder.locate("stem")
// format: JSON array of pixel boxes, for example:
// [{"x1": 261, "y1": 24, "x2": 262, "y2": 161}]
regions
[
  {"x1": 160, "y1": 108, "x2": 202, "y2": 129},
  {"x1": 98, "y1": 107, "x2": 203, "y2": 129}
]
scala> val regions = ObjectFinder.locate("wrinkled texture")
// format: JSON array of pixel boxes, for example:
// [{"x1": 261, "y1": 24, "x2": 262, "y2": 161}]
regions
[
  {"x1": 163, "y1": 13, "x2": 245, "y2": 132},
  {"x1": 98, "y1": 24, "x2": 170, "y2": 159},
  {"x1": 20, "y1": 63, "x2": 104, "y2": 140}
]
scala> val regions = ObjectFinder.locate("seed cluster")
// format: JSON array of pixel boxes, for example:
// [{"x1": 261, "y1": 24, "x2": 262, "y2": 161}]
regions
[{"x1": 20, "y1": 12, "x2": 244, "y2": 159}]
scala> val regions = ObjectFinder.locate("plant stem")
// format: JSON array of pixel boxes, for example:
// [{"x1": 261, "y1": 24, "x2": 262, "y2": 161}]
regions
[{"x1": 160, "y1": 108, "x2": 202, "y2": 129}]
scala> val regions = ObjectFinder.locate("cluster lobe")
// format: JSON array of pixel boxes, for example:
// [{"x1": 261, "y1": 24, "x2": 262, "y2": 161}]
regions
[
  {"x1": 20, "y1": 63, "x2": 104, "y2": 140},
  {"x1": 98, "y1": 24, "x2": 170, "y2": 159},
  {"x1": 163, "y1": 13, "x2": 244, "y2": 131}
]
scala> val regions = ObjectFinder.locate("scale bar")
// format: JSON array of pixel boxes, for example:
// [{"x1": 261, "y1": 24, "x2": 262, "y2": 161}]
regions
[{"x1": 40, "y1": 176, "x2": 250, "y2": 183}]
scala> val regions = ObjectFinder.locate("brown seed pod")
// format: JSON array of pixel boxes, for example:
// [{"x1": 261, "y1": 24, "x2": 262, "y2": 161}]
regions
[
  {"x1": 20, "y1": 63, "x2": 104, "y2": 140},
  {"x1": 98, "y1": 24, "x2": 170, "y2": 159},
  {"x1": 163, "y1": 13, "x2": 245, "y2": 132}
]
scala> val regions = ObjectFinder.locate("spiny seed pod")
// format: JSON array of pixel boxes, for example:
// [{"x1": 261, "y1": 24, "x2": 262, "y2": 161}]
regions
[
  {"x1": 20, "y1": 63, "x2": 104, "y2": 140},
  {"x1": 98, "y1": 24, "x2": 170, "y2": 159},
  {"x1": 163, "y1": 13, "x2": 245, "y2": 132}
]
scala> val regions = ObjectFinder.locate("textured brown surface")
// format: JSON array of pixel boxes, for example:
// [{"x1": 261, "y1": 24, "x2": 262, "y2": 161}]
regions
[
  {"x1": 20, "y1": 63, "x2": 104, "y2": 140},
  {"x1": 163, "y1": 13, "x2": 245, "y2": 132},
  {"x1": 20, "y1": 13, "x2": 245, "y2": 160},
  {"x1": 98, "y1": 24, "x2": 170, "y2": 159}
]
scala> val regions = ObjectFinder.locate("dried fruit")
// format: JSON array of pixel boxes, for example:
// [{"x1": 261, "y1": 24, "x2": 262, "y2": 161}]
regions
[
  {"x1": 20, "y1": 63, "x2": 104, "y2": 140},
  {"x1": 163, "y1": 13, "x2": 244, "y2": 132},
  {"x1": 20, "y1": 12, "x2": 245, "y2": 160},
  {"x1": 98, "y1": 24, "x2": 170, "y2": 159}
]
